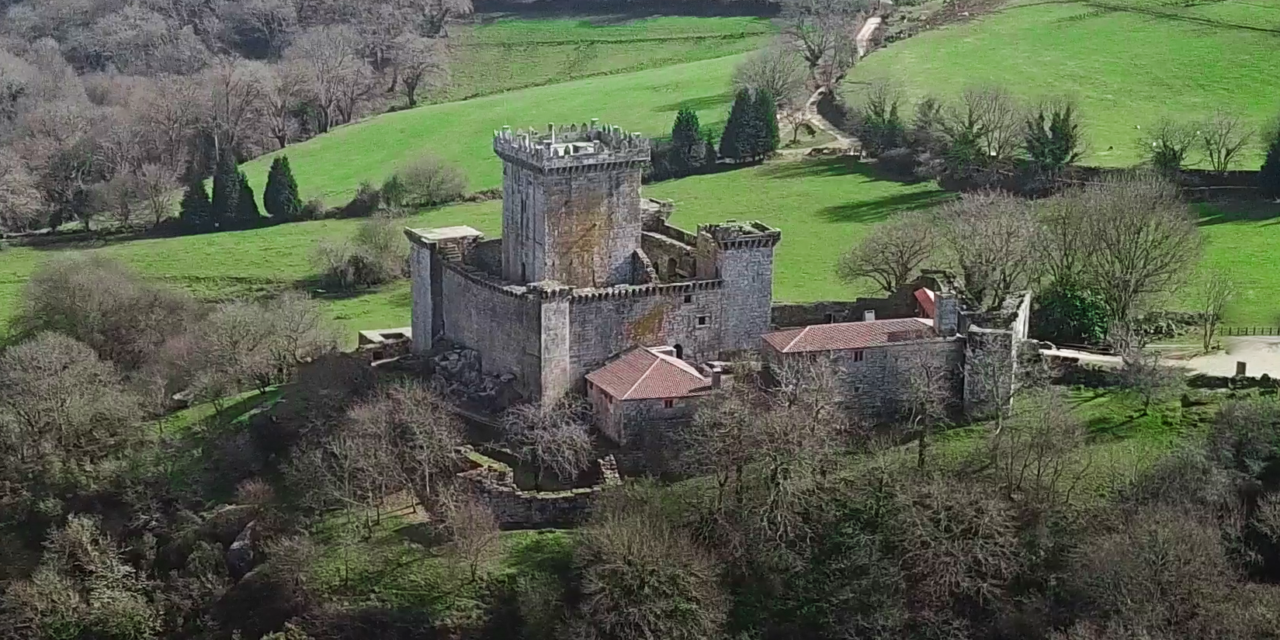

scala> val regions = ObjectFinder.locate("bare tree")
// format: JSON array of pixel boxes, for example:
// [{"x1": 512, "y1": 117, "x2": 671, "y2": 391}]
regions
[
  {"x1": 780, "y1": 0, "x2": 867, "y2": 89},
  {"x1": 392, "y1": 33, "x2": 445, "y2": 108},
  {"x1": 285, "y1": 25, "x2": 363, "y2": 133},
  {"x1": 397, "y1": 0, "x2": 473, "y2": 38},
  {"x1": 892, "y1": 348, "x2": 954, "y2": 469},
  {"x1": 0, "y1": 149, "x2": 44, "y2": 232},
  {"x1": 1117, "y1": 344, "x2": 1185, "y2": 414},
  {"x1": 731, "y1": 43, "x2": 807, "y2": 107},
  {"x1": 437, "y1": 489, "x2": 501, "y2": 582},
  {"x1": 501, "y1": 397, "x2": 595, "y2": 488},
  {"x1": 1079, "y1": 172, "x2": 1201, "y2": 326},
  {"x1": 1199, "y1": 110, "x2": 1253, "y2": 173},
  {"x1": 261, "y1": 62, "x2": 305, "y2": 148},
  {"x1": 0, "y1": 332, "x2": 140, "y2": 461},
  {"x1": 1140, "y1": 118, "x2": 1198, "y2": 176},
  {"x1": 214, "y1": 0, "x2": 297, "y2": 58},
  {"x1": 1033, "y1": 188, "x2": 1090, "y2": 287},
  {"x1": 136, "y1": 162, "x2": 177, "y2": 226},
  {"x1": 967, "y1": 86, "x2": 1022, "y2": 166},
  {"x1": 935, "y1": 190, "x2": 1040, "y2": 313},
  {"x1": 981, "y1": 389, "x2": 1090, "y2": 508},
  {"x1": 135, "y1": 74, "x2": 204, "y2": 167},
  {"x1": 837, "y1": 211, "x2": 935, "y2": 295},
  {"x1": 201, "y1": 56, "x2": 269, "y2": 162},
  {"x1": 1198, "y1": 270, "x2": 1233, "y2": 353}
]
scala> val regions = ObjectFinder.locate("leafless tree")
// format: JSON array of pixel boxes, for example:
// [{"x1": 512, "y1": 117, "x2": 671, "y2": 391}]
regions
[
  {"x1": 1198, "y1": 270, "x2": 1233, "y2": 353},
  {"x1": 0, "y1": 149, "x2": 44, "y2": 232},
  {"x1": 437, "y1": 489, "x2": 501, "y2": 582},
  {"x1": 398, "y1": 0, "x2": 473, "y2": 38},
  {"x1": 935, "y1": 190, "x2": 1040, "y2": 313},
  {"x1": 780, "y1": 0, "x2": 867, "y2": 89},
  {"x1": 1199, "y1": 110, "x2": 1253, "y2": 173},
  {"x1": 838, "y1": 211, "x2": 935, "y2": 295},
  {"x1": 136, "y1": 162, "x2": 177, "y2": 225},
  {"x1": 962, "y1": 86, "x2": 1023, "y2": 166},
  {"x1": 980, "y1": 389, "x2": 1090, "y2": 508},
  {"x1": 1079, "y1": 172, "x2": 1201, "y2": 326},
  {"x1": 135, "y1": 74, "x2": 204, "y2": 167},
  {"x1": 285, "y1": 25, "x2": 364, "y2": 133},
  {"x1": 0, "y1": 332, "x2": 141, "y2": 462},
  {"x1": 201, "y1": 56, "x2": 269, "y2": 162},
  {"x1": 392, "y1": 33, "x2": 445, "y2": 108},
  {"x1": 1117, "y1": 343, "x2": 1184, "y2": 414},
  {"x1": 261, "y1": 62, "x2": 305, "y2": 148},
  {"x1": 1140, "y1": 118, "x2": 1198, "y2": 175},
  {"x1": 571, "y1": 503, "x2": 727, "y2": 640},
  {"x1": 732, "y1": 43, "x2": 807, "y2": 107},
  {"x1": 892, "y1": 347, "x2": 954, "y2": 469},
  {"x1": 1033, "y1": 188, "x2": 1090, "y2": 287},
  {"x1": 501, "y1": 396, "x2": 595, "y2": 488},
  {"x1": 215, "y1": 0, "x2": 298, "y2": 59}
]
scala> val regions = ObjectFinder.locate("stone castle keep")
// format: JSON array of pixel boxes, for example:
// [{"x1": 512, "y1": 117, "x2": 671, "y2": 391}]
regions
[{"x1": 406, "y1": 121, "x2": 781, "y2": 401}]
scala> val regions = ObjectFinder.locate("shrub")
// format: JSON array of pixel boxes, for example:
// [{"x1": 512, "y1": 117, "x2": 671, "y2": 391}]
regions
[
  {"x1": 394, "y1": 154, "x2": 468, "y2": 208},
  {"x1": 314, "y1": 216, "x2": 407, "y2": 291},
  {"x1": 337, "y1": 182, "x2": 382, "y2": 218},
  {"x1": 1259, "y1": 120, "x2": 1280, "y2": 200},
  {"x1": 264, "y1": 156, "x2": 303, "y2": 222},
  {"x1": 1142, "y1": 119, "x2": 1197, "y2": 177},
  {"x1": 1031, "y1": 283, "x2": 1109, "y2": 345},
  {"x1": 855, "y1": 80, "x2": 906, "y2": 156},
  {"x1": 299, "y1": 198, "x2": 326, "y2": 221},
  {"x1": 877, "y1": 147, "x2": 919, "y2": 178},
  {"x1": 1024, "y1": 101, "x2": 1083, "y2": 175}
]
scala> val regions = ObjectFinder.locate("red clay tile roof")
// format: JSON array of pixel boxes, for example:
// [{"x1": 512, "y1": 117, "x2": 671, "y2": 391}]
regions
[
  {"x1": 586, "y1": 347, "x2": 712, "y2": 400},
  {"x1": 915, "y1": 288, "x2": 936, "y2": 319},
  {"x1": 762, "y1": 318, "x2": 937, "y2": 354}
]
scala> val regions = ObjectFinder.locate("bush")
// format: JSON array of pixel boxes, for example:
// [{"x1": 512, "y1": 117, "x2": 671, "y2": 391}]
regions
[
  {"x1": 337, "y1": 182, "x2": 382, "y2": 218},
  {"x1": 1260, "y1": 120, "x2": 1280, "y2": 200},
  {"x1": 1141, "y1": 119, "x2": 1197, "y2": 177},
  {"x1": 1031, "y1": 283, "x2": 1109, "y2": 345},
  {"x1": 854, "y1": 80, "x2": 906, "y2": 156},
  {"x1": 314, "y1": 216, "x2": 408, "y2": 291},
  {"x1": 877, "y1": 147, "x2": 919, "y2": 178},
  {"x1": 299, "y1": 198, "x2": 326, "y2": 221},
  {"x1": 393, "y1": 154, "x2": 468, "y2": 208},
  {"x1": 1024, "y1": 101, "x2": 1083, "y2": 175}
]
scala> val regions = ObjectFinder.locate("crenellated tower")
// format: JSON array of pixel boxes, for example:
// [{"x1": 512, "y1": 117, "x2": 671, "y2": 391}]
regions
[{"x1": 493, "y1": 121, "x2": 650, "y2": 288}]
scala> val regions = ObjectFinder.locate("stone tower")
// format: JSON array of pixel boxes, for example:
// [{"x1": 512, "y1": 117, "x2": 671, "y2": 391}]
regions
[{"x1": 493, "y1": 121, "x2": 650, "y2": 288}]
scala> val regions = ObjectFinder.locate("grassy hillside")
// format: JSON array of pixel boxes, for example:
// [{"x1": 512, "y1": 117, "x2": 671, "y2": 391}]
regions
[
  {"x1": 846, "y1": 0, "x2": 1280, "y2": 166},
  {"x1": 441, "y1": 16, "x2": 774, "y2": 102}
]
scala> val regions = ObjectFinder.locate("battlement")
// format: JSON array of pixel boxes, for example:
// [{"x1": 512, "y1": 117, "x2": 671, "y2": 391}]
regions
[
  {"x1": 493, "y1": 120, "x2": 650, "y2": 172},
  {"x1": 698, "y1": 220, "x2": 782, "y2": 249}
]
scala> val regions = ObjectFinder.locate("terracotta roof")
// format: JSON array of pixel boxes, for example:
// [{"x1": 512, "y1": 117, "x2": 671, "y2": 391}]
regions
[
  {"x1": 586, "y1": 347, "x2": 712, "y2": 400},
  {"x1": 915, "y1": 288, "x2": 936, "y2": 319},
  {"x1": 762, "y1": 318, "x2": 937, "y2": 354}
]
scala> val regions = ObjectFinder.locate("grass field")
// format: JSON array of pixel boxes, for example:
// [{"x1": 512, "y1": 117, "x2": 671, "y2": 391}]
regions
[
  {"x1": 846, "y1": 0, "x2": 1280, "y2": 167},
  {"x1": 440, "y1": 16, "x2": 774, "y2": 102}
]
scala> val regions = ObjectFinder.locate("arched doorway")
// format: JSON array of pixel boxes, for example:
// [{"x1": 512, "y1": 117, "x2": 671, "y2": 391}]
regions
[
  {"x1": 667, "y1": 258, "x2": 679, "y2": 278},
  {"x1": 673, "y1": 343, "x2": 685, "y2": 359}
]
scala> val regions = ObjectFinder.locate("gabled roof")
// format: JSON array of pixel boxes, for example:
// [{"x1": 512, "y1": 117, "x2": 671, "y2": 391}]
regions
[
  {"x1": 762, "y1": 318, "x2": 937, "y2": 354},
  {"x1": 915, "y1": 288, "x2": 936, "y2": 319},
  {"x1": 586, "y1": 347, "x2": 712, "y2": 400}
]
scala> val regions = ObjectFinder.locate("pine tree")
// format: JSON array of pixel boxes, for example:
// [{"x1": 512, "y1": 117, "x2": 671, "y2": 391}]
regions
[
  {"x1": 754, "y1": 89, "x2": 780, "y2": 156},
  {"x1": 719, "y1": 88, "x2": 754, "y2": 162},
  {"x1": 178, "y1": 173, "x2": 212, "y2": 233},
  {"x1": 1260, "y1": 125, "x2": 1280, "y2": 201},
  {"x1": 670, "y1": 108, "x2": 706, "y2": 177},
  {"x1": 234, "y1": 170, "x2": 261, "y2": 228},
  {"x1": 210, "y1": 153, "x2": 241, "y2": 229},
  {"x1": 264, "y1": 156, "x2": 303, "y2": 221}
]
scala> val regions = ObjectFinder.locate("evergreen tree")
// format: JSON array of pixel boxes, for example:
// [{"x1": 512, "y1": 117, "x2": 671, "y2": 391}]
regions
[
  {"x1": 754, "y1": 89, "x2": 780, "y2": 156},
  {"x1": 264, "y1": 156, "x2": 303, "y2": 221},
  {"x1": 233, "y1": 170, "x2": 261, "y2": 228},
  {"x1": 178, "y1": 173, "x2": 212, "y2": 233},
  {"x1": 670, "y1": 108, "x2": 706, "y2": 177},
  {"x1": 719, "y1": 88, "x2": 755, "y2": 162},
  {"x1": 1260, "y1": 125, "x2": 1280, "y2": 201},
  {"x1": 209, "y1": 153, "x2": 241, "y2": 229}
]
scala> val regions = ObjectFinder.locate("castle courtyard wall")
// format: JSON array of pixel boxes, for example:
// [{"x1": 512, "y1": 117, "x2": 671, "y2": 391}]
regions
[{"x1": 440, "y1": 266, "x2": 537, "y2": 384}]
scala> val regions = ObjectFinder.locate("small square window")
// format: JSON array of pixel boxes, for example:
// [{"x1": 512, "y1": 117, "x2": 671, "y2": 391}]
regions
[
  {"x1": 853, "y1": 350, "x2": 864, "y2": 362},
  {"x1": 683, "y1": 294, "x2": 693, "y2": 304},
  {"x1": 697, "y1": 315, "x2": 709, "y2": 327},
  {"x1": 663, "y1": 399, "x2": 675, "y2": 409},
  {"x1": 853, "y1": 386, "x2": 862, "y2": 393}
]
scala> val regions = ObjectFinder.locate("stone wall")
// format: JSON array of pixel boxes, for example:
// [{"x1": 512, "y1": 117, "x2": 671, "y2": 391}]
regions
[
  {"x1": 440, "y1": 265, "x2": 537, "y2": 386},
  {"x1": 612, "y1": 401, "x2": 698, "y2": 477},
  {"x1": 468, "y1": 238, "x2": 503, "y2": 277},
  {"x1": 771, "y1": 296, "x2": 920, "y2": 328},
  {"x1": 640, "y1": 231, "x2": 695, "y2": 281},
  {"x1": 710, "y1": 238, "x2": 778, "y2": 354},
  {"x1": 765, "y1": 338, "x2": 966, "y2": 421},
  {"x1": 458, "y1": 452, "x2": 621, "y2": 530},
  {"x1": 567, "y1": 283, "x2": 725, "y2": 389},
  {"x1": 408, "y1": 243, "x2": 439, "y2": 353}
]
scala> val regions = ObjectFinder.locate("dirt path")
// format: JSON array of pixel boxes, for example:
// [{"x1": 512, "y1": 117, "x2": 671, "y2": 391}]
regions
[
  {"x1": 1044, "y1": 337, "x2": 1280, "y2": 378},
  {"x1": 856, "y1": 16, "x2": 884, "y2": 59}
]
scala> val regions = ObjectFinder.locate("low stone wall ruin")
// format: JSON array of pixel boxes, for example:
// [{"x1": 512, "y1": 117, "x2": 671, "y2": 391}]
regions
[{"x1": 457, "y1": 450, "x2": 621, "y2": 529}]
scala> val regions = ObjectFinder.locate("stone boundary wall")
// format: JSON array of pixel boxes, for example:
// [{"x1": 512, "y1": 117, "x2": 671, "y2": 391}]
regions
[
  {"x1": 771, "y1": 296, "x2": 920, "y2": 328},
  {"x1": 457, "y1": 450, "x2": 621, "y2": 529}
]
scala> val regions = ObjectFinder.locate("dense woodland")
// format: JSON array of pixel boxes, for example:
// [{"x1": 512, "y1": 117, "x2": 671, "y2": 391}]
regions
[{"x1": 0, "y1": 0, "x2": 464, "y2": 233}]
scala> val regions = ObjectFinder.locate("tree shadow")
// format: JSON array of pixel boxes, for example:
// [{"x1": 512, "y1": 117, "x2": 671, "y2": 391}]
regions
[
  {"x1": 761, "y1": 156, "x2": 874, "y2": 180},
  {"x1": 292, "y1": 275, "x2": 400, "y2": 302},
  {"x1": 820, "y1": 190, "x2": 956, "y2": 224},
  {"x1": 1195, "y1": 199, "x2": 1280, "y2": 227},
  {"x1": 652, "y1": 91, "x2": 735, "y2": 115}
]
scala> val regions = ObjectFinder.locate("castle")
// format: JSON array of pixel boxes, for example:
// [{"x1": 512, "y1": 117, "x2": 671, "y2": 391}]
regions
[
  {"x1": 403, "y1": 120, "x2": 1030, "y2": 445},
  {"x1": 405, "y1": 121, "x2": 781, "y2": 402}
]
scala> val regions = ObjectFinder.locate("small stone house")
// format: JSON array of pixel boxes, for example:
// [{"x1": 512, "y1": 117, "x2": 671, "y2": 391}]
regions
[{"x1": 585, "y1": 346, "x2": 715, "y2": 444}]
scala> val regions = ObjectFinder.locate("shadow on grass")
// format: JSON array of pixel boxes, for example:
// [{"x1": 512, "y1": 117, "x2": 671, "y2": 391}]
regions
[
  {"x1": 821, "y1": 190, "x2": 955, "y2": 224},
  {"x1": 761, "y1": 156, "x2": 874, "y2": 180},
  {"x1": 652, "y1": 91, "x2": 734, "y2": 114},
  {"x1": 1195, "y1": 199, "x2": 1280, "y2": 227}
]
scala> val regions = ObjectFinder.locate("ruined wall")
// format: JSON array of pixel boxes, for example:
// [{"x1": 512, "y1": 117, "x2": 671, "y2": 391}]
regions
[
  {"x1": 766, "y1": 339, "x2": 965, "y2": 422},
  {"x1": 567, "y1": 283, "x2": 724, "y2": 388},
  {"x1": 459, "y1": 455, "x2": 621, "y2": 530},
  {"x1": 408, "y1": 243, "x2": 435, "y2": 354},
  {"x1": 771, "y1": 295, "x2": 920, "y2": 328},
  {"x1": 468, "y1": 238, "x2": 504, "y2": 277},
  {"x1": 440, "y1": 265, "x2": 537, "y2": 387},
  {"x1": 640, "y1": 231, "x2": 695, "y2": 281},
  {"x1": 963, "y1": 328, "x2": 1017, "y2": 419}
]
